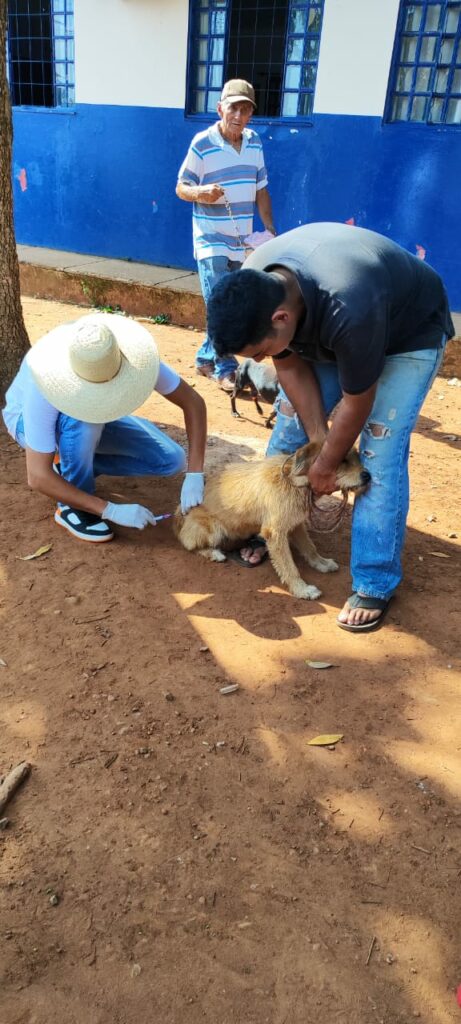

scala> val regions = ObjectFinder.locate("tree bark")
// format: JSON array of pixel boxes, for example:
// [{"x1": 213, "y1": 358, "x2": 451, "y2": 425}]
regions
[{"x1": 0, "y1": 0, "x2": 29, "y2": 399}]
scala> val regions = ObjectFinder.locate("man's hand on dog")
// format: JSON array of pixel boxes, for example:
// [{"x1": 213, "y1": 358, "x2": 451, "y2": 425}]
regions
[{"x1": 308, "y1": 459, "x2": 339, "y2": 496}]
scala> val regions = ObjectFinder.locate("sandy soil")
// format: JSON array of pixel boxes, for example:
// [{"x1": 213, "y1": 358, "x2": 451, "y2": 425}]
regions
[{"x1": 1, "y1": 297, "x2": 460, "y2": 1024}]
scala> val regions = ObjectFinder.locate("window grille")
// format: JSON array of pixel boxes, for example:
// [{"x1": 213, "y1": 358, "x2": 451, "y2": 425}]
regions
[
  {"x1": 386, "y1": 1, "x2": 461, "y2": 124},
  {"x1": 187, "y1": 0, "x2": 324, "y2": 119},
  {"x1": 8, "y1": 0, "x2": 75, "y2": 108}
]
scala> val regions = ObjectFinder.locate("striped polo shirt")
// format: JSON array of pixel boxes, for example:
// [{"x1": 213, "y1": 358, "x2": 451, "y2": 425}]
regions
[{"x1": 178, "y1": 122, "x2": 268, "y2": 262}]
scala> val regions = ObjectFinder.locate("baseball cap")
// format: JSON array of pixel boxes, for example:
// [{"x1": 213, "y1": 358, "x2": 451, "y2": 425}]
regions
[{"x1": 220, "y1": 79, "x2": 257, "y2": 108}]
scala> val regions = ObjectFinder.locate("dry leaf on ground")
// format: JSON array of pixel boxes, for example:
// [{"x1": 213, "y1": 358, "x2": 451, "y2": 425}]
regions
[
  {"x1": 308, "y1": 733, "x2": 344, "y2": 746},
  {"x1": 17, "y1": 544, "x2": 52, "y2": 561}
]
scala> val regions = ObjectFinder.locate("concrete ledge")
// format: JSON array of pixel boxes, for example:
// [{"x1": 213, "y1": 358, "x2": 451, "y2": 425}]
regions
[
  {"x1": 19, "y1": 262, "x2": 206, "y2": 331},
  {"x1": 17, "y1": 246, "x2": 460, "y2": 377}
]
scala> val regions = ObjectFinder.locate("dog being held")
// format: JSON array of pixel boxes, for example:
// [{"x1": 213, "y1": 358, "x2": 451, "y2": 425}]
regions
[
  {"x1": 174, "y1": 442, "x2": 371, "y2": 600},
  {"x1": 230, "y1": 357, "x2": 280, "y2": 428}
]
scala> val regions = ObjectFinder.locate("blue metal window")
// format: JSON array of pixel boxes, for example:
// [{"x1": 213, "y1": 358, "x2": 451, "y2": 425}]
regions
[
  {"x1": 282, "y1": 1, "x2": 323, "y2": 117},
  {"x1": 188, "y1": 0, "x2": 227, "y2": 114},
  {"x1": 187, "y1": 0, "x2": 324, "y2": 119},
  {"x1": 386, "y1": 1, "x2": 461, "y2": 124},
  {"x1": 8, "y1": 0, "x2": 75, "y2": 108}
]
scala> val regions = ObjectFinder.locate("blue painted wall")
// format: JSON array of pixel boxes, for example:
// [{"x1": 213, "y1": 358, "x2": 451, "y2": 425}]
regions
[{"x1": 12, "y1": 103, "x2": 461, "y2": 309}]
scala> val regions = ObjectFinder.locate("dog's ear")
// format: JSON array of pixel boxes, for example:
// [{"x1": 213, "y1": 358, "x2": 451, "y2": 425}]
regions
[
  {"x1": 281, "y1": 453, "x2": 305, "y2": 482},
  {"x1": 281, "y1": 452, "x2": 295, "y2": 478},
  {"x1": 285, "y1": 442, "x2": 322, "y2": 486},
  {"x1": 302, "y1": 441, "x2": 323, "y2": 467},
  {"x1": 281, "y1": 449, "x2": 309, "y2": 487},
  {"x1": 281, "y1": 442, "x2": 323, "y2": 485}
]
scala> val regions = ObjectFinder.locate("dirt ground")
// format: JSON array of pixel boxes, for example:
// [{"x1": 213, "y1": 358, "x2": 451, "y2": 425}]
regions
[{"x1": 1, "y1": 297, "x2": 460, "y2": 1024}]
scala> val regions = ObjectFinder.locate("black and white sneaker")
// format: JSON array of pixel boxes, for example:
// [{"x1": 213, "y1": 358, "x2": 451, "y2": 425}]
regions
[{"x1": 54, "y1": 506, "x2": 114, "y2": 543}]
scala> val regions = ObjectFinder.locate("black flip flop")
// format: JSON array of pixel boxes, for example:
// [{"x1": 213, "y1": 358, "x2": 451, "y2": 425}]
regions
[
  {"x1": 337, "y1": 593, "x2": 393, "y2": 633},
  {"x1": 227, "y1": 535, "x2": 268, "y2": 569}
]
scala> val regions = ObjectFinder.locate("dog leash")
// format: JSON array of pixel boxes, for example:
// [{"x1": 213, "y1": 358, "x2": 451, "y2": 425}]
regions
[
  {"x1": 305, "y1": 490, "x2": 349, "y2": 533},
  {"x1": 223, "y1": 193, "x2": 254, "y2": 259}
]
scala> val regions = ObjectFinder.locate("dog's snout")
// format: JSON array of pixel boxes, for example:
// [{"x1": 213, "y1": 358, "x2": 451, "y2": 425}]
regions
[{"x1": 361, "y1": 469, "x2": 371, "y2": 485}]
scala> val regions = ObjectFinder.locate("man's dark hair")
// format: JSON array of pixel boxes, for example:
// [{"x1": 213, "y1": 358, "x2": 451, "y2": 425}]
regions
[{"x1": 207, "y1": 269, "x2": 285, "y2": 356}]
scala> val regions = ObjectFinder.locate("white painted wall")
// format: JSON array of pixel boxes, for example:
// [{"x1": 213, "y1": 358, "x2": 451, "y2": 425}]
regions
[
  {"x1": 74, "y1": 0, "x2": 401, "y2": 118},
  {"x1": 75, "y1": 0, "x2": 189, "y2": 108},
  {"x1": 314, "y1": 0, "x2": 401, "y2": 116}
]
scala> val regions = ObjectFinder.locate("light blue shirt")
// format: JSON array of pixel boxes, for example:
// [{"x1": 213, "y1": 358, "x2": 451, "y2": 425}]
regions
[
  {"x1": 3, "y1": 352, "x2": 181, "y2": 451},
  {"x1": 178, "y1": 122, "x2": 268, "y2": 262}
]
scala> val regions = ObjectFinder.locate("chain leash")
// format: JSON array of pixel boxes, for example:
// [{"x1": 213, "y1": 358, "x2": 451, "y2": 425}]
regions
[
  {"x1": 223, "y1": 193, "x2": 252, "y2": 258},
  {"x1": 305, "y1": 489, "x2": 349, "y2": 533}
]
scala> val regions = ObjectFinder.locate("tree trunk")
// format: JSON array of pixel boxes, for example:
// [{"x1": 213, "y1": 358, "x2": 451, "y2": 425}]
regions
[{"x1": 0, "y1": 0, "x2": 29, "y2": 399}]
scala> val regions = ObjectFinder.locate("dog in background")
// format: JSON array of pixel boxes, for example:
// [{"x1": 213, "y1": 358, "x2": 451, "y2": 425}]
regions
[
  {"x1": 230, "y1": 358, "x2": 280, "y2": 428},
  {"x1": 174, "y1": 442, "x2": 371, "y2": 600}
]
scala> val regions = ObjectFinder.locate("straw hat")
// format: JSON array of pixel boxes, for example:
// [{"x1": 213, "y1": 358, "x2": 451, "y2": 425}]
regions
[{"x1": 26, "y1": 313, "x2": 160, "y2": 424}]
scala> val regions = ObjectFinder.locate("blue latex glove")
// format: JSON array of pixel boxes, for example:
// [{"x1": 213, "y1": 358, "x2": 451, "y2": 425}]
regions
[{"x1": 180, "y1": 472, "x2": 204, "y2": 514}]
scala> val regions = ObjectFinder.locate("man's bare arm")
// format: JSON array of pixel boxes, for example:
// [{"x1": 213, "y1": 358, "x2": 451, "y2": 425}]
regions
[
  {"x1": 255, "y1": 187, "x2": 276, "y2": 234},
  {"x1": 163, "y1": 379, "x2": 207, "y2": 473},
  {"x1": 273, "y1": 352, "x2": 328, "y2": 443},
  {"x1": 274, "y1": 352, "x2": 376, "y2": 494},
  {"x1": 308, "y1": 387, "x2": 376, "y2": 494},
  {"x1": 26, "y1": 449, "x2": 107, "y2": 515},
  {"x1": 176, "y1": 181, "x2": 224, "y2": 204}
]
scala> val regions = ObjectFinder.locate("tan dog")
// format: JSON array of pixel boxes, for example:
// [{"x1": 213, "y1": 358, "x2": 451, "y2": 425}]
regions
[{"x1": 174, "y1": 442, "x2": 370, "y2": 600}]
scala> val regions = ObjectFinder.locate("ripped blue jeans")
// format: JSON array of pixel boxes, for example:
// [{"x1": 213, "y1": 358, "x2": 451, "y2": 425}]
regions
[
  {"x1": 267, "y1": 345, "x2": 446, "y2": 600},
  {"x1": 16, "y1": 413, "x2": 186, "y2": 497}
]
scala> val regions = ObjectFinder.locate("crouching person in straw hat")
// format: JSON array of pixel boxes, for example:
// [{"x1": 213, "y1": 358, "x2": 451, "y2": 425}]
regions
[{"x1": 2, "y1": 314, "x2": 207, "y2": 542}]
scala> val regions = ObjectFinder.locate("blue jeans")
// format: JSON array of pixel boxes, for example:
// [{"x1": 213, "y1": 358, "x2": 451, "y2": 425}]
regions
[
  {"x1": 267, "y1": 345, "x2": 446, "y2": 600},
  {"x1": 196, "y1": 256, "x2": 240, "y2": 379},
  {"x1": 16, "y1": 413, "x2": 186, "y2": 496}
]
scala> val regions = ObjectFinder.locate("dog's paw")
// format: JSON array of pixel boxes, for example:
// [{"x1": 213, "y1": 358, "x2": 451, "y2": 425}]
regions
[
  {"x1": 198, "y1": 548, "x2": 227, "y2": 562},
  {"x1": 210, "y1": 549, "x2": 226, "y2": 562},
  {"x1": 290, "y1": 581, "x2": 322, "y2": 600},
  {"x1": 311, "y1": 556, "x2": 339, "y2": 574}
]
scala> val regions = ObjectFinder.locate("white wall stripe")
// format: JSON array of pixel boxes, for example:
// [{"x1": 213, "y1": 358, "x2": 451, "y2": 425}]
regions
[
  {"x1": 314, "y1": 0, "x2": 401, "y2": 117},
  {"x1": 74, "y1": 0, "x2": 400, "y2": 119},
  {"x1": 75, "y1": 0, "x2": 189, "y2": 108}
]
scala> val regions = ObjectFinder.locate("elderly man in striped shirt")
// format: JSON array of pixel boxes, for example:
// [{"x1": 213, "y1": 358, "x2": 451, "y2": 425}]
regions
[{"x1": 176, "y1": 79, "x2": 275, "y2": 393}]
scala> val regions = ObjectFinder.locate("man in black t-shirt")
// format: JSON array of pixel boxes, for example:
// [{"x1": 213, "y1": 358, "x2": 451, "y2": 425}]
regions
[{"x1": 207, "y1": 223, "x2": 453, "y2": 633}]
